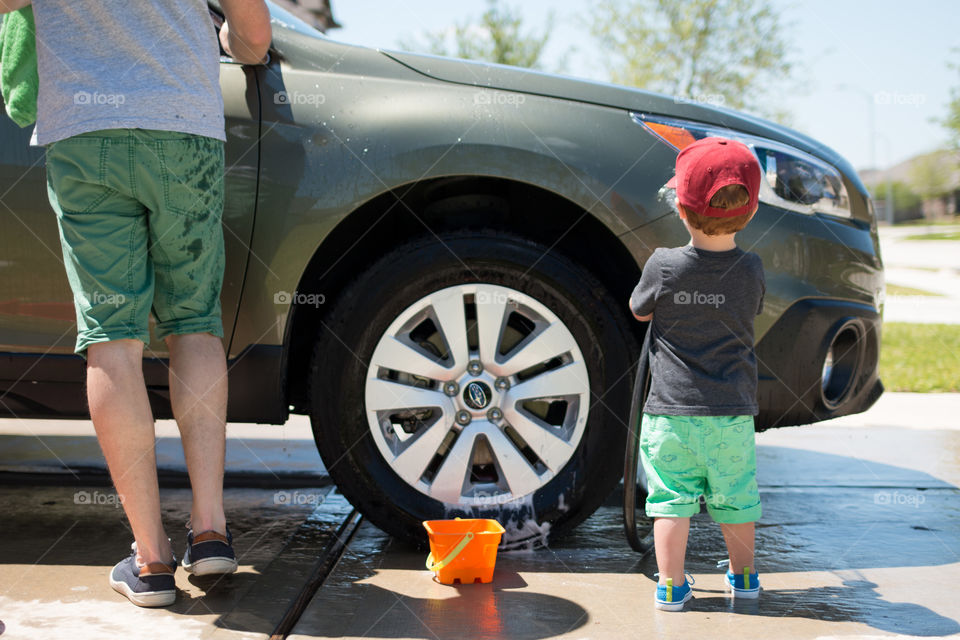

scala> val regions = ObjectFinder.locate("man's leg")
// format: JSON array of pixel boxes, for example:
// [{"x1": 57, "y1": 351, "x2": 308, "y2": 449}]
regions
[
  {"x1": 87, "y1": 339, "x2": 172, "y2": 565},
  {"x1": 166, "y1": 332, "x2": 228, "y2": 535}
]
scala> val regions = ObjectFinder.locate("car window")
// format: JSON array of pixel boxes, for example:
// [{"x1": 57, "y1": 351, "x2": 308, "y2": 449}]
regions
[{"x1": 267, "y1": 2, "x2": 325, "y2": 40}]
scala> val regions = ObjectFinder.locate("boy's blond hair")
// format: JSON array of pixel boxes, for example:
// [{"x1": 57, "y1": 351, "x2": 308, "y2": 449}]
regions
[{"x1": 681, "y1": 184, "x2": 755, "y2": 236}]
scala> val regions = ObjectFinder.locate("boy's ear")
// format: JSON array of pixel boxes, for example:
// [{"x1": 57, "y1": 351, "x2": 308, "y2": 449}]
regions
[{"x1": 677, "y1": 205, "x2": 688, "y2": 220}]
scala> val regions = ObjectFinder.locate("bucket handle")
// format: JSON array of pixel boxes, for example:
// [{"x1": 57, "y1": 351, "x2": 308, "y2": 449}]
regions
[{"x1": 426, "y1": 531, "x2": 475, "y2": 572}]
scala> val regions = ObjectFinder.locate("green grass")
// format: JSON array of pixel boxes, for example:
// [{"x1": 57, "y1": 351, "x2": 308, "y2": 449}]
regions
[
  {"x1": 903, "y1": 231, "x2": 960, "y2": 241},
  {"x1": 880, "y1": 323, "x2": 960, "y2": 392},
  {"x1": 886, "y1": 283, "x2": 943, "y2": 297},
  {"x1": 894, "y1": 217, "x2": 960, "y2": 227}
]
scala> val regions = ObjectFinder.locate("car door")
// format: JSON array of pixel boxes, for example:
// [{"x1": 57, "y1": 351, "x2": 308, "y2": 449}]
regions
[{"x1": 0, "y1": 45, "x2": 260, "y2": 359}]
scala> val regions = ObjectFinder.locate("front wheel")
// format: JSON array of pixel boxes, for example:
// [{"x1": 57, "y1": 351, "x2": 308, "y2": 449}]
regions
[{"x1": 310, "y1": 232, "x2": 637, "y2": 546}]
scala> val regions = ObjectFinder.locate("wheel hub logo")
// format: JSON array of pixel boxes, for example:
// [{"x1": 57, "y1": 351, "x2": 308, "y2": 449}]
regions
[{"x1": 463, "y1": 381, "x2": 492, "y2": 410}]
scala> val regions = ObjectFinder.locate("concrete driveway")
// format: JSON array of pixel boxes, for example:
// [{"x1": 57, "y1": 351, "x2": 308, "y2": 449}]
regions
[{"x1": 1, "y1": 393, "x2": 959, "y2": 639}]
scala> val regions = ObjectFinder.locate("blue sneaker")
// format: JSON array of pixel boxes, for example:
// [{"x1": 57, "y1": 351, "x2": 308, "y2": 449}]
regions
[
  {"x1": 725, "y1": 567, "x2": 760, "y2": 599},
  {"x1": 109, "y1": 543, "x2": 177, "y2": 607},
  {"x1": 654, "y1": 573, "x2": 695, "y2": 611},
  {"x1": 182, "y1": 528, "x2": 238, "y2": 576}
]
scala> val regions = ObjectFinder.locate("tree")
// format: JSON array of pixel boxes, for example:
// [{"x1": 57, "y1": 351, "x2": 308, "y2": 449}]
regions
[
  {"x1": 590, "y1": 0, "x2": 794, "y2": 120},
  {"x1": 941, "y1": 48, "x2": 960, "y2": 148},
  {"x1": 399, "y1": 0, "x2": 562, "y2": 71},
  {"x1": 908, "y1": 152, "x2": 955, "y2": 200}
]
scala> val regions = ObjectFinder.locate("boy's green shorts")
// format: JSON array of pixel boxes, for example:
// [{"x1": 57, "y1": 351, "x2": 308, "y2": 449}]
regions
[
  {"x1": 640, "y1": 413, "x2": 762, "y2": 523},
  {"x1": 45, "y1": 129, "x2": 225, "y2": 356}
]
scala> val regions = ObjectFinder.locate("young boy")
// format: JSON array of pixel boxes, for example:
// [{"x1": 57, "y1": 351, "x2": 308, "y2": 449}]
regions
[{"x1": 629, "y1": 137, "x2": 766, "y2": 611}]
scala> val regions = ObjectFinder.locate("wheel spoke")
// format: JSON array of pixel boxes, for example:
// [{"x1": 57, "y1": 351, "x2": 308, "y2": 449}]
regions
[
  {"x1": 430, "y1": 427, "x2": 476, "y2": 503},
  {"x1": 503, "y1": 408, "x2": 575, "y2": 473},
  {"x1": 497, "y1": 321, "x2": 572, "y2": 377},
  {"x1": 506, "y1": 362, "x2": 589, "y2": 402},
  {"x1": 365, "y1": 377, "x2": 450, "y2": 413},
  {"x1": 475, "y1": 288, "x2": 508, "y2": 365},
  {"x1": 391, "y1": 422, "x2": 451, "y2": 486},
  {"x1": 371, "y1": 335, "x2": 451, "y2": 380},
  {"x1": 430, "y1": 290, "x2": 469, "y2": 373},
  {"x1": 484, "y1": 425, "x2": 542, "y2": 497}
]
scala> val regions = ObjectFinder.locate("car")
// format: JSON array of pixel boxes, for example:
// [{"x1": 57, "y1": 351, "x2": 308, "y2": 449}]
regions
[{"x1": 0, "y1": 2, "x2": 883, "y2": 546}]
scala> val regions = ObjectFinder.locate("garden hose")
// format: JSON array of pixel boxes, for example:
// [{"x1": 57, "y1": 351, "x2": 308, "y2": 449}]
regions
[{"x1": 623, "y1": 326, "x2": 655, "y2": 555}]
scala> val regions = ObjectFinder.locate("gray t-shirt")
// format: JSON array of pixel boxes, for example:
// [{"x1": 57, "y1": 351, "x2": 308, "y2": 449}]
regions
[
  {"x1": 630, "y1": 245, "x2": 765, "y2": 416},
  {"x1": 30, "y1": 0, "x2": 225, "y2": 145}
]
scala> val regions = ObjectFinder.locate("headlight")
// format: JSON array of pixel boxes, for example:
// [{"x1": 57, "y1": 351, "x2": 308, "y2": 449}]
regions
[{"x1": 634, "y1": 113, "x2": 851, "y2": 218}]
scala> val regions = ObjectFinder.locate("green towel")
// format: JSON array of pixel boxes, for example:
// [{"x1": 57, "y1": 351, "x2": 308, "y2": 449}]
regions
[{"x1": 0, "y1": 6, "x2": 38, "y2": 128}]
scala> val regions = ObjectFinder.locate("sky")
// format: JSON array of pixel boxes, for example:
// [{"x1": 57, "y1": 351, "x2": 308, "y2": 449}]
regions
[{"x1": 328, "y1": 0, "x2": 959, "y2": 173}]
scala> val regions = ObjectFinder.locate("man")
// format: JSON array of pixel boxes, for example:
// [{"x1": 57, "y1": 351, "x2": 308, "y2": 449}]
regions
[{"x1": 0, "y1": 0, "x2": 271, "y2": 607}]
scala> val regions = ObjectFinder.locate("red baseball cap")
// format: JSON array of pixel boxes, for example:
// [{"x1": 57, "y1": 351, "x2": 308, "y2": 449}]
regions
[{"x1": 666, "y1": 137, "x2": 761, "y2": 218}]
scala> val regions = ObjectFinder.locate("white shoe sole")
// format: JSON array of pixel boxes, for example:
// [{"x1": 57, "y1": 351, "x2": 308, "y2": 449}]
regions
[
  {"x1": 726, "y1": 581, "x2": 761, "y2": 599},
  {"x1": 182, "y1": 556, "x2": 238, "y2": 576},
  {"x1": 109, "y1": 577, "x2": 175, "y2": 607},
  {"x1": 655, "y1": 593, "x2": 693, "y2": 611}
]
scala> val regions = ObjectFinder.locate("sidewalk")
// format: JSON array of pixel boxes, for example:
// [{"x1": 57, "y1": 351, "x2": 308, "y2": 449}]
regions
[{"x1": 880, "y1": 224, "x2": 960, "y2": 324}]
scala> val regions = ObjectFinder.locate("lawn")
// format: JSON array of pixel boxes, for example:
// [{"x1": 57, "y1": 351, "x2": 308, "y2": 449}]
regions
[
  {"x1": 880, "y1": 322, "x2": 960, "y2": 392},
  {"x1": 903, "y1": 231, "x2": 960, "y2": 241},
  {"x1": 885, "y1": 283, "x2": 943, "y2": 297}
]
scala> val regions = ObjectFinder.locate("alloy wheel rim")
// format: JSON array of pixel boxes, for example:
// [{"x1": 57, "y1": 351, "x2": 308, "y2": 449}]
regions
[{"x1": 364, "y1": 283, "x2": 590, "y2": 506}]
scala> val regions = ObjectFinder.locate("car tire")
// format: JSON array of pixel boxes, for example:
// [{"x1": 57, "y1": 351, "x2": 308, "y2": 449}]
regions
[{"x1": 309, "y1": 231, "x2": 638, "y2": 547}]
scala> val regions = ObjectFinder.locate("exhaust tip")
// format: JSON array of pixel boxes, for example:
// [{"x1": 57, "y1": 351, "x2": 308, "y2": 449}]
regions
[{"x1": 820, "y1": 319, "x2": 866, "y2": 410}]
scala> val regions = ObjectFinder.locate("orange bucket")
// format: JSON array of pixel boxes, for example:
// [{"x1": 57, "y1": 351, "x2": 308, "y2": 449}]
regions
[{"x1": 423, "y1": 518, "x2": 505, "y2": 584}]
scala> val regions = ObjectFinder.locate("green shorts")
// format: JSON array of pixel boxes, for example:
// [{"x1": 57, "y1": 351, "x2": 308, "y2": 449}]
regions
[
  {"x1": 45, "y1": 129, "x2": 225, "y2": 355},
  {"x1": 640, "y1": 413, "x2": 762, "y2": 523}
]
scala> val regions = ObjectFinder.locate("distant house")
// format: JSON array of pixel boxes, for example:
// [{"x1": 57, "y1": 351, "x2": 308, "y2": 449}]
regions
[
  {"x1": 273, "y1": 0, "x2": 341, "y2": 32},
  {"x1": 860, "y1": 149, "x2": 960, "y2": 224}
]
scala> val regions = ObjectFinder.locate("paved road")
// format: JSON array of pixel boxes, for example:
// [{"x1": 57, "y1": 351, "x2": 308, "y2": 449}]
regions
[
  {"x1": 880, "y1": 224, "x2": 960, "y2": 324},
  {"x1": 0, "y1": 393, "x2": 958, "y2": 639}
]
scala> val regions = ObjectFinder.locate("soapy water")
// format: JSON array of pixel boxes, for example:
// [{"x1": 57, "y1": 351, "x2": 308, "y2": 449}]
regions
[{"x1": 441, "y1": 492, "x2": 571, "y2": 551}]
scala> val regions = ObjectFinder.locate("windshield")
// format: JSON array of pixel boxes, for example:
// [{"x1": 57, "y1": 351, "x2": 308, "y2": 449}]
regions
[{"x1": 268, "y1": 1, "x2": 324, "y2": 39}]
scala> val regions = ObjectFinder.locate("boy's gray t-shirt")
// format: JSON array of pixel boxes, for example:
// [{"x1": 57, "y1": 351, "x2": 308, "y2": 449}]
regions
[
  {"x1": 30, "y1": 0, "x2": 225, "y2": 145},
  {"x1": 630, "y1": 245, "x2": 765, "y2": 416}
]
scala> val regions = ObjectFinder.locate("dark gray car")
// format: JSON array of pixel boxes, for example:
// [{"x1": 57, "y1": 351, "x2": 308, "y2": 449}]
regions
[{"x1": 0, "y1": 3, "x2": 883, "y2": 545}]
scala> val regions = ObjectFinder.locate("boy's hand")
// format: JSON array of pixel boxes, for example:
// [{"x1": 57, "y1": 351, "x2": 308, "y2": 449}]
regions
[{"x1": 628, "y1": 298, "x2": 652, "y2": 322}]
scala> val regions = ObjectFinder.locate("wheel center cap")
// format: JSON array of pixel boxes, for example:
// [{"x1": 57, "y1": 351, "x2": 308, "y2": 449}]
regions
[{"x1": 463, "y1": 381, "x2": 492, "y2": 410}]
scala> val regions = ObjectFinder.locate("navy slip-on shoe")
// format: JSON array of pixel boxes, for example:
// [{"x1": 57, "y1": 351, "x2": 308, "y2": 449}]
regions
[
  {"x1": 182, "y1": 528, "x2": 238, "y2": 576},
  {"x1": 109, "y1": 545, "x2": 177, "y2": 607}
]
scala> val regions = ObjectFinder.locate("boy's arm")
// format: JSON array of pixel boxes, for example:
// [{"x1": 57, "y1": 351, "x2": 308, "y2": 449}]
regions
[
  {"x1": 0, "y1": 0, "x2": 31, "y2": 14},
  {"x1": 629, "y1": 253, "x2": 661, "y2": 322}
]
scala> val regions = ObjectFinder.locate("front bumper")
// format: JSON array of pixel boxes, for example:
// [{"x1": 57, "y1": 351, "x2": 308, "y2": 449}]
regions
[{"x1": 755, "y1": 298, "x2": 883, "y2": 430}]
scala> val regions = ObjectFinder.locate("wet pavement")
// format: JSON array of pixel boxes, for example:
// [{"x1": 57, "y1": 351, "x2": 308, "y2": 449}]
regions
[{"x1": 1, "y1": 393, "x2": 959, "y2": 639}]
